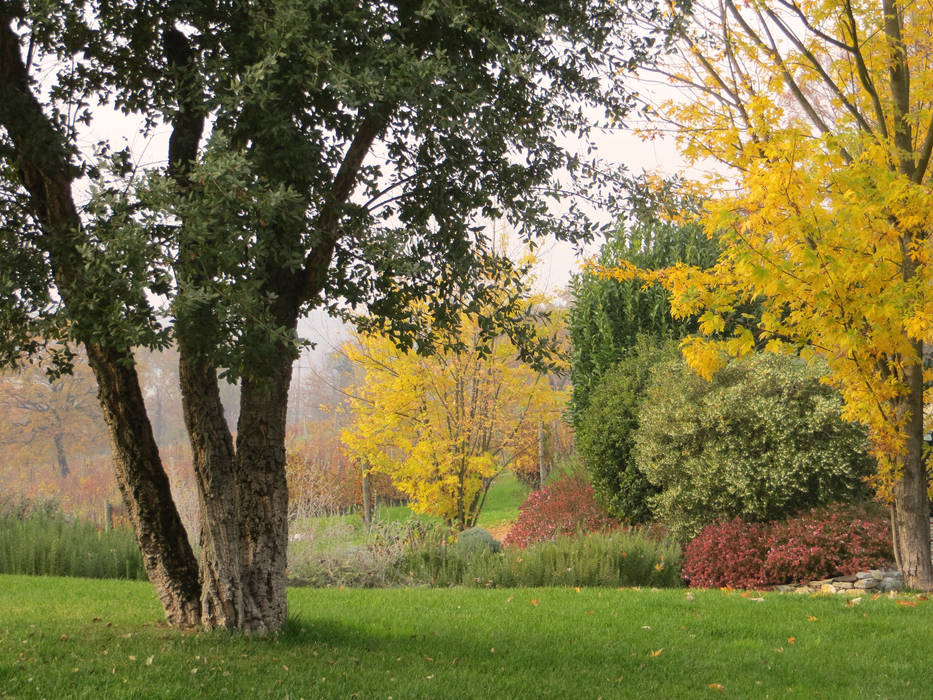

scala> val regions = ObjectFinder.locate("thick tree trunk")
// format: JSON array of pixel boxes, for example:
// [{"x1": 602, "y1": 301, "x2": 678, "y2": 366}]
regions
[
  {"x1": 177, "y1": 349, "x2": 249, "y2": 630},
  {"x1": 892, "y1": 348, "x2": 932, "y2": 590},
  {"x1": 232, "y1": 354, "x2": 294, "y2": 634},
  {"x1": 85, "y1": 343, "x2": 202, "y2": 625},
  {"x1": 1, "y1": 16, "x2": 202, "y2": 627}
]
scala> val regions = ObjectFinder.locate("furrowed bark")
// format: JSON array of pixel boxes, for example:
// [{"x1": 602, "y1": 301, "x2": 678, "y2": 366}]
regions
[
  {"x1": 1, "y1": 14, "x2": 200, "y2": 625},
  {"x1": 87, "y1": 343, "x2": 202, "y2": 625},
  {"x1": 177, "y1": 351, "x2": 244, "y2": 629},
  {"x1": 235, "y1": 353, "x2": 294, "y2": 634}
]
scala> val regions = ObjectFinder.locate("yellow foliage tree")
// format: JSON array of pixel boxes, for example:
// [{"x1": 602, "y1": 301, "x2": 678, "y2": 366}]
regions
[
  {"x1": 613, "y1": 0, "x2": 933, "y2": 586},
  {"x1": 341, "y1": 304, "x2": 566, "y2": 530}
]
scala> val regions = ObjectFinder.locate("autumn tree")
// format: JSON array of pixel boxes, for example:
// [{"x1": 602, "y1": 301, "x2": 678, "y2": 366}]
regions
[
  {"x1": 0, "y1": 1, "x2": 675, "y2": 631},
  {"x1": 0, "y1": 352, "x2": 108, "y2": 478},
  {"x1": 616, "y1": 0, "x2": 933, "y2": 586},
  {"x1": 342, "y1": 304, "x2": 567, "y2": 530}
]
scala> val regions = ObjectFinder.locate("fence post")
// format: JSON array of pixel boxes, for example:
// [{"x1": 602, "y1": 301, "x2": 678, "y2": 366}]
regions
[{"x1": 104, "y1": 502, "x2": 113, "y2": 531}]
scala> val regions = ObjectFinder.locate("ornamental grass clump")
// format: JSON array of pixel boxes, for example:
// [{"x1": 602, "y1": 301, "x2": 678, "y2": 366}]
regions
[
  {"x1": 394, "y1": 529, "x2": 681, "y2": 588},
  {"x1": 0, "y1": 497, "x2": 145, "y2": 580}
]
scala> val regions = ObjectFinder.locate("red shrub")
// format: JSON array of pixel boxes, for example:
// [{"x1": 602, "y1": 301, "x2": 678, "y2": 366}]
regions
[
  {"x1": 762, "y1": 505, "x2": 892, "y2": 584},
  {"x1": 683, "y1": 504, "x2": 893, "y2": 589},
  {"x1": 682, "y1": 518, "x2": 772, "y2": 589},
  {"x1": 503, "y1": 475, "x2": 618, "y2": 548}
]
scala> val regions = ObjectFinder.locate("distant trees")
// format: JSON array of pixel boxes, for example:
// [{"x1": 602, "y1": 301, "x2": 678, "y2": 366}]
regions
[{"x1": 0, "y1": 354, "x2": 108, "y2": 478}]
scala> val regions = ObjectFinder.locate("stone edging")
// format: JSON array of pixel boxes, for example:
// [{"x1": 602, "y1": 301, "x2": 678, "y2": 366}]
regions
[{"x1": 774, "y1": 569, "x2": 904, "y2": 595}]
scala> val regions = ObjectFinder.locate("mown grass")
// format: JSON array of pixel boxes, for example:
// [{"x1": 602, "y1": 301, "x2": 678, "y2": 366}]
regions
[
  {"x1": 475, "y1": 471, "x2": 528, "y2": 530},
  {"x1": 3, "y1": 574, "x2": 933, "y2": 698}
]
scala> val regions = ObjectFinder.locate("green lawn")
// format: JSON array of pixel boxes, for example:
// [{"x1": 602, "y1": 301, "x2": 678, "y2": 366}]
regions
[{"x1": 2, "y1": 575, "x2": 932, "y2": 698}]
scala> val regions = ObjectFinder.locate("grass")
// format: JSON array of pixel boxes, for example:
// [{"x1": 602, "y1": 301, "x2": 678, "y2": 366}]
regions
[
  {"x1": 3, "y1": 575, "x2": 933, "y2": 698},
  {"x1": 0, "y1": 504, "x2": 145, "y2": 581},
  {"x1": 290, "y1": 470, "x2": 527, "y2": 543},
  {"x1": 475, "y1": 471, "x2": 529, "y2": 531}
]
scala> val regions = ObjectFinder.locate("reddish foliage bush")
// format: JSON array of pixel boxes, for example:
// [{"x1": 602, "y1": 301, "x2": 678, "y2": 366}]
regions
[
  {"x1": 503, "y1": 474, "x2": 618, "y2": 548},
  {"x1": 684, "y1": 504, "x2": 893, "y2": 588},
  {"x1": 682, "y1": 518, "x2": 772, "y2": 589}
]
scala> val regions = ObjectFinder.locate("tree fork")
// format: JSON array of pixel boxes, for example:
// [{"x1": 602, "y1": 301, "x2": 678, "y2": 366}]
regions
[{"x1": 1, "y1": 14, "x2": 201, "y2": 626}]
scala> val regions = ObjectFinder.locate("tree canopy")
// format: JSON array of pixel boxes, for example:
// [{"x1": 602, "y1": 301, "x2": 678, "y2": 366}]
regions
[
  {"x1": 0, "y1": 0, "x2": 677, "y2": 630},
  {"x1": 609, "y1": 0, "x2": 933, "y2": 587},
  {"x1": 568, "y1": 180, "x2": 719, "y2": 423}
]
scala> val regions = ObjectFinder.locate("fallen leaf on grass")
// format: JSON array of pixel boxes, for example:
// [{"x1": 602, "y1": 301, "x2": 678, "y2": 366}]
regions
[
  {"x1": 650, "y1": 649, "x2": 663, "y2": 657},
  {"x1": 807, "y1": 616, "x2": 818, "y2": 621},
  {"x1": 685, "y1": 593, "x2": 695, "y2": 602},
  {"x1": 898, "y1": 600, "x2": 917, "y2": 607},
  {"x1": 708, "y1": 683, "x2": 724, "y2": 692},
  {"x1": 145, "y1": 656, "x2": 153, "y2": 666},
  {"x1": 787, "y1": 637, "x2": 795, "y2": 645},
  {"x1": 530, "y1": 599, "x2": 539, "y2": 607},
  {"x1": 845, "y1": 598, "x2": 862, "y2": 607}
]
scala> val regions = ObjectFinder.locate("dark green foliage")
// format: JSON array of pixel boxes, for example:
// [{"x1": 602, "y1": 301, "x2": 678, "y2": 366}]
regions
[
  {"x1": 0, "y1": 499, "x2": 145, "y2": 580},
  {"x1": 574, "y1": 337, "x2": 677, "y2": 523},
  {"x1": 635, "y1": 353, "x2": 876, "y2": 542},
  {"x1": 393, "y1": 529, "x2": 682, "y2": 588},
  {"x1": 1, "y1": 0, "x2": 683, "y2": 375},
  {"x1": 568, "y1": 182, "x2": 720, "y2": 423}
]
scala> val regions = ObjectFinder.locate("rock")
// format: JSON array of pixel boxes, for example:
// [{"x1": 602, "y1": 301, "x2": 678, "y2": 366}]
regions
[
  {"x1": 820, "y1": 584, "x2": 836, "y2": 594},
  {"x1": 810, "y1": 578, "x2": 835, "y2": 587},
  {"x1": 835, "y1": 575, "x2": 858, "y2": 583},
  {"x1": 834, "y1": 581, "x2": 854, "y2": 589},
  {"x1": 854, "y1": 578, "x2": 878, "y2": 589}
]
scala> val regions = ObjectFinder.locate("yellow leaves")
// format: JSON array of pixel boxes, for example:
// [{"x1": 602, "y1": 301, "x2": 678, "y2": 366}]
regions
[
  {"x1": 708, "y1": 683, "x2": 725, "y2": 692},
  {"x1": 680, "y1": 337, "x2": 726, "y2": 381},
  {"x1": 649, "y1": 649, "x2": 663, "y2": 657},
  {"x1": 341, "y1": 301, "x2": 566, "y2": 526}
]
